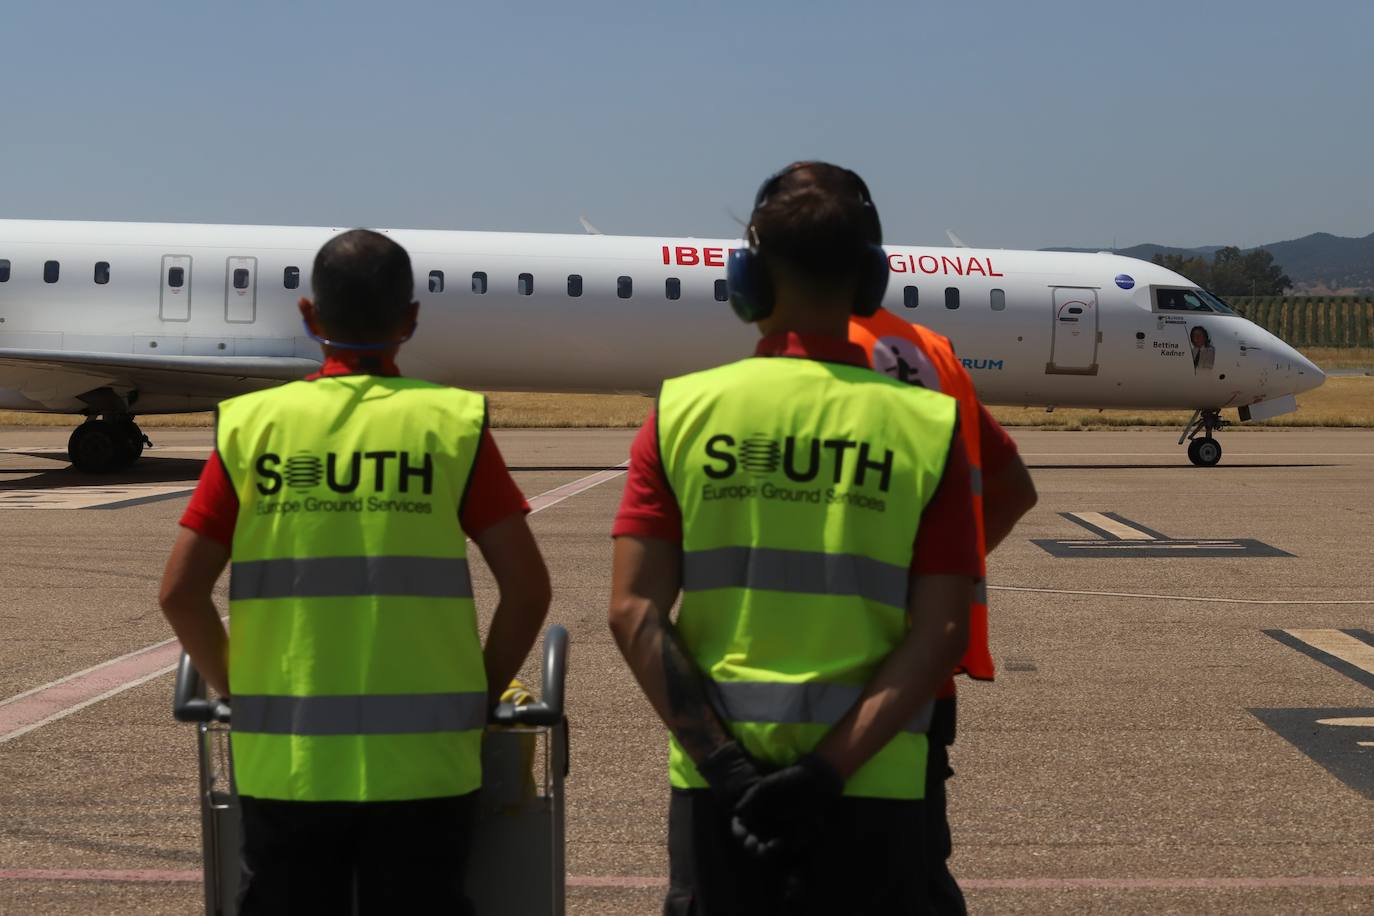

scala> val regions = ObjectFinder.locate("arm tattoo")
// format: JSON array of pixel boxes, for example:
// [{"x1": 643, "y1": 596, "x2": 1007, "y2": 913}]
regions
[{"x1": 656, "y1": 613, "x2": 732, "y2": 763}]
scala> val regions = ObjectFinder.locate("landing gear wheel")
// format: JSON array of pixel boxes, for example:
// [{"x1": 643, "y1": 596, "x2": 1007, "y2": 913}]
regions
[
  {"x1": 113, "y1": 421, "x2": 147, "y2": 469},
  {"x1": 1188, "y1": 438, "x2": 1222, "y2": 467},
  {"x1": 68, "y1": 420, "x2": 123, "y2": 473}
]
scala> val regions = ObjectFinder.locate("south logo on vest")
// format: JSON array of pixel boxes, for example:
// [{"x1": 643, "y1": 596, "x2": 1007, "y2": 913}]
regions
[
  {"x1": 699, "y1": 433, "x2": 892, "y2": 512},
  {"x1": 252, "y1": 449, "x2": 436, "y2": 515}
]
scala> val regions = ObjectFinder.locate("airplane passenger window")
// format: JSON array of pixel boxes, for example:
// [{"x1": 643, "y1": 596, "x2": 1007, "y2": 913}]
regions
[
  {"x1": 168, "y1": 267, "x2": 185, "y2": 288},
  {"x1": 990, "y1": 288, "x2": 1006, "y2": 311},
  {"x1": 429, "y1": 270, "x2": 445, "y2": 294},
  {"x1": 518, "y1": 273, "x2": 533, "y2": 296},
  {"x1": 283, "y1": 266, "x2": 300, "y2": 290},
  {"x1": 617, "y1": 276, "x2": 633, "y2": 299},
  {"x1": 714, "y1": 278, "x2": 729, "y2": 302},
  {"x1": 567, "y1": 274, "x2": 582, "y2": 297},
  {"x1": 944, "y1": 287, "x2": 959, "y2": 309},
  {"x1": 472, "y1": 272, "x2": 487, "y2": 294},
  {"x1": 903, "y1": 286, "x2": 918, "y2": 309},
  {"x1": 94, "y1": 262, "x2": 110, "y2": 285},
  {"x1": 666, "y1": 277, "x2": 681, "y2": 301},
  {"x1": 0, "y1": 259, "x2": 9, "y2": 282},
  {"x1": 1155, "y1": 289, "x2": 1213, "y2": 312},
  {"x1": 233, "y1": 268, "x2": 250, "y2": 290},
  {"x1": 44, "y1": 261, "x2": 60, "y2": 284}
]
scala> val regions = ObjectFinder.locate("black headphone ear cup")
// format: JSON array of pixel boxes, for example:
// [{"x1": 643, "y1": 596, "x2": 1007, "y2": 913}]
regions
[
  {"x1": 727, "y1": 249, "x2": 774, "y2": 323},
  {"x1": 851, "y1": 244, "x2": 890, "y2": 317}
]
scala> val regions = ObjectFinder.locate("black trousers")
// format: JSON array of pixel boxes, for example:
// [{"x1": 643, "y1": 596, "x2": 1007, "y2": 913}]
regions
[
  {"x1": 237, "y1": 793, "x2": 478, "y2": 916},
  {"x1": 665, "y1": 787, "x2": 930, "y2": 915},
  {"x1": 924, "y1": 695, "x2": 967, "y2": 916}
]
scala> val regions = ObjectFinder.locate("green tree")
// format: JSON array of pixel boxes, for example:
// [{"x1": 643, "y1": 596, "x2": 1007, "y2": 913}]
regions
[{"x1": 1152, "y1": 247, "x2": 1291, "y2": 295}]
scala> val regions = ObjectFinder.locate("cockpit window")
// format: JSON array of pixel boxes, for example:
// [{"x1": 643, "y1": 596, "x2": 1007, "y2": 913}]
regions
[
  {"x1": 1155, "y1": 288, "x2": 1213, "y2": 313},
  {"x1": 1196, "y1": 289, "x2": 1236, "y2": 315}
]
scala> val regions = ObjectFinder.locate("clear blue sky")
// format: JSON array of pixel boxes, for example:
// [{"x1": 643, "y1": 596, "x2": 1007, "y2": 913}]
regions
[{"x1": 3, "y1": 1, "x2": 1370, "y2": 249}]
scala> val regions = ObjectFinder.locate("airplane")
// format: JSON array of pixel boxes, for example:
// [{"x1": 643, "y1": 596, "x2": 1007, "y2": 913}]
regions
[{"x1": 0, "y1": 219, "x2": 1324, "y2": 473}]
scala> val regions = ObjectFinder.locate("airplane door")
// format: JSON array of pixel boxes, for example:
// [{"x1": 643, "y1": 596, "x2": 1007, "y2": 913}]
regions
[
  {"x1": 159, "y1": 255, "x2": 192, "y2": 321},
  {"x1": 225, "y1": 256, "x2": 257, "y2": 323},
  {"x1": 1048, "y1": 287, "x2": 1099, "y2": 375}
]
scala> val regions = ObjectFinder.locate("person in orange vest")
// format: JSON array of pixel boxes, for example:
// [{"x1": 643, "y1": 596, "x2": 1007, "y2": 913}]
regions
[{"x1": 851, "y1": 306, "x2": 1037, "y2": 914}]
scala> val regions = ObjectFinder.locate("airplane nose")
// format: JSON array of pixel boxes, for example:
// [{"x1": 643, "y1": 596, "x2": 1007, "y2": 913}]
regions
[{"x1": 1275, "y1": 338, "x2": 1325, "y2": 395}]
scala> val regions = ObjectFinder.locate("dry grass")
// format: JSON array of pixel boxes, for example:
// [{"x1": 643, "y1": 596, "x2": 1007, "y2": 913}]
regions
[
  {"x1": 1300, "y1": 347, "x2": 1374, "y2": 370},
  {"x1": 0, "y1": 349, "x2": 1368, "y2": 431},
  {"x1": 990, "y1": 377, "x2": 1374, "y2": 430}
]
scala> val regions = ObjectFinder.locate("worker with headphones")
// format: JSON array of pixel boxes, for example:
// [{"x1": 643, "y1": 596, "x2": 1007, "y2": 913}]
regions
[{"x1": 609, "y1": 161, "x2": 980, "y2": 913}]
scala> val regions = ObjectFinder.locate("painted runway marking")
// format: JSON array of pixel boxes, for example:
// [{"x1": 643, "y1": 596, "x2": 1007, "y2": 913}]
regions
[
  {"x1": 526, "y1": 463, "x2": 627, "y2": 514},
  {"x1": 1252, "y1": 631, "x2": 1374, "y2": 799},
  {"x1": 1035, "y1": 512, "x2": 1292, "y2": 558},
  {"x1": 1249, "y1": 707, "x2": 1374, "y2": 800},
  {"x1": 0, "y1": 639, "x2": 183, "y2": 744},
  {"x1": 1, "y1": 870, "x2": 1373, "y2": 890},
  {"x1": 0, "y1": 468, "x2": 628, "y2": 744},
  {"x1": 0, "y1": 484, "x2": 195, "y2": 510},
  {"x1": 1064, "y1": 511, "x2": 1161, "y2": 540},
  {"x1": 1265, "y1": 629, "x2": 1374, "y2": 692}
]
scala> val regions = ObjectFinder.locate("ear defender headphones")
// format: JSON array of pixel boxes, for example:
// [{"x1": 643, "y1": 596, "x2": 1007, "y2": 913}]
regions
[{"x1": 727, "y1": 163, "x2": 890, "y2": 323}]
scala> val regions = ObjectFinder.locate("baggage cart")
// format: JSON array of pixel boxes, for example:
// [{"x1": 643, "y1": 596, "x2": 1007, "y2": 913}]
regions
[{"x1": 173, "y1": 625, "x2": 571, "y2": 915}]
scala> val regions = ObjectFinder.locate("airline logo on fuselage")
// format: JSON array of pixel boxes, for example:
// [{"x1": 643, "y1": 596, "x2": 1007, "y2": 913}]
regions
[{"x1": 658, "y1": 245, "x2": 1006, "y2": 279}]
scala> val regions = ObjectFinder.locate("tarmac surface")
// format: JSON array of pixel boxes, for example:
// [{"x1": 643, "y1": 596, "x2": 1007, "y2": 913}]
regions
[{"x1": 1, "y1": 425, "x2": 1372, "y2": 915}]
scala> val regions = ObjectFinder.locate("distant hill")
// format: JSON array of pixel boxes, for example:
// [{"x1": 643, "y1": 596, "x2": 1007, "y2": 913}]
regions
[{"x1": 1045, "y1": 231, "x2": 1374, "y2": 294}]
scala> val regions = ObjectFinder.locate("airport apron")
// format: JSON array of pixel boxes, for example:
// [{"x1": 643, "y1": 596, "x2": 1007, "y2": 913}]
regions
[
  {"x1": 658, "y1": 356, "x2": 957, "y2": 800},
  {"x1": 217, "y1": 377, "x2": 488, "y2": 802},
  {"x1": 851, "y1": 308, "x2": 994, "y2": 681}
]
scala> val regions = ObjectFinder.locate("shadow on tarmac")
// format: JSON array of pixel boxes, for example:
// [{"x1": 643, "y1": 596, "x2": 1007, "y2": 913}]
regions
[{"x1": 0, "y1": 454, "x2": 207, "y2": 489}]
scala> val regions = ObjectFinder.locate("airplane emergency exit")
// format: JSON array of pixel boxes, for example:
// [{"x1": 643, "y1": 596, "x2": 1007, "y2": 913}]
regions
[{"x1": 0, "y1": 219, "x2": 1324, "y2": 472}]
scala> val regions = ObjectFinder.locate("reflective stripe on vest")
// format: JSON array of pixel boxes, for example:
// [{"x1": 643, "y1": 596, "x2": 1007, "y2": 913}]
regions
[
  {"x1": 658, "y1": 355, "x2": 958, "y2": 801},
  {"x1": 712, "y1": 681, "x2": 935, "y2": 734},
  {"x1": 684, "y1": 546, "x2": 908, "y2": 609},
  {"x1": 230, "y1": 556, "x2": 474, "y2": 601},
  {"x1": 851, "y1": 310, "x2": 996, "y2": 681},
  {"x1": 234, "y1": 692, "x2": 488, "y2": 736},
  {"x1": 217, "y1": 376, "x2": 488, "y2": 802}
]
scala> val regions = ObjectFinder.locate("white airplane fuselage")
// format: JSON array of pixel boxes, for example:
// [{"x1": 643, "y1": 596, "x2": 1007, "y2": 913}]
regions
[{"x1": 0, "y1": 220, "x2": 1323, "y2": 419}]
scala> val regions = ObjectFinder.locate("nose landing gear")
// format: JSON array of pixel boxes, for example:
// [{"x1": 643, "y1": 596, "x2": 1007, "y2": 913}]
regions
[
  {"x1": 1179, "y1": 409, "x2": 1227, "y2": 467},
  {"x1": 68, "y1": 416, "x2": 152, "y2": 473}
]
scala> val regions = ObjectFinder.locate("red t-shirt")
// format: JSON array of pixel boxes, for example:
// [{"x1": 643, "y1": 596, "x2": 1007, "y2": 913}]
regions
[
  {"x1": 612, "y1": 332, "x2": 980, "y2": 579},
  {"x1": 180, "y1": 355, "x2": 528, "y2": 547}
]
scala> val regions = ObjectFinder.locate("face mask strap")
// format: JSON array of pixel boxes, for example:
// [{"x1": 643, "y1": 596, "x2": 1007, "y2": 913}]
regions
[{"x1": 302, "y1": 320, "x2": 413, "y2": 351}]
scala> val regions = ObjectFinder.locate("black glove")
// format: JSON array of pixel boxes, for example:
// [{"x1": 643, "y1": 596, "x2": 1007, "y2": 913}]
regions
[
  {"x1": 730, "y1": 753, "x2": 844, "y2": 861},
  {"x1": 696, "y1": 741, "x2": 764, "y2": 809}
]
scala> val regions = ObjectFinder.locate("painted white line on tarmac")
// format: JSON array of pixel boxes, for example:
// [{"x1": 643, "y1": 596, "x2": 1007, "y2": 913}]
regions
[
  {"x1": 1066, "y1": 512, "x2": 1155, "y2": 539},
  {"x1": 1284, "y1": 630, "x2": 1374, "y2": 679},
  {"x1": 0, "y1": 465, "x2": 629, "y2": 744},
  {"x1": 991, "y1": 585, "x2": 1374, "y2": 605}
]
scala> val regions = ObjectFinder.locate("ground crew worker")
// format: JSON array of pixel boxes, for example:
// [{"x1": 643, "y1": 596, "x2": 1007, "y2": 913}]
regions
[
  {"x1": 158, "y1": 229, "x2": 551, "y2": 916},
  {"x1": 609, "y1": 162, "x2": 980, "y2": 913},
  {"x1": 851, "y1": 307, "x2": 1037, "y2": 913}
]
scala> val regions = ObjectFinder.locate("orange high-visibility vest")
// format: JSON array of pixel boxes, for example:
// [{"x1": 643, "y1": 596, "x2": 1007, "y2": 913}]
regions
[{"x1": 850, "y1": 308, "x2": 995, "y2": 681}]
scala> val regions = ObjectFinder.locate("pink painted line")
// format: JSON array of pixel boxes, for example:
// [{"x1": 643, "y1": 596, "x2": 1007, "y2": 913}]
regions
[
  {"x1": 1, "y1": 870, "x2": 1371, "y2": 890},
  {"x1": 566, "y1": 875, "x2": 667, "y2": 888},
  {"x1": 0, "y1": 470, "x2": 624, "y2": 746},
  {"x1": 0, "y1": 869, "x2": 200, "y2": 883},
  {"x1": 0, "y1": 639, "x2": 184, "y2": 744},
  {"x1": 962, "y1": 876, "x2": 1374, "y2": 890}
]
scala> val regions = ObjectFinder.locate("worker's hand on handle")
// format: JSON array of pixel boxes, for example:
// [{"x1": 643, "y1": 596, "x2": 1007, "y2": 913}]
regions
[
  {"x1": 475, "y1": 513, "x2": 552, "y2": 709},
  {"x1": 730, "y1": 753, "x2": 843, "y2": 861}
]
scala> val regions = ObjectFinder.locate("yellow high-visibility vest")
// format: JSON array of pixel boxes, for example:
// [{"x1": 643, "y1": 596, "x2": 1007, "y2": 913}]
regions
[
  {"x1": 657, "y1": 355, "x2": 958, "y2": 800},
  {"x1": 218, "y1": 375, "x2": 488, "y2": 802}
]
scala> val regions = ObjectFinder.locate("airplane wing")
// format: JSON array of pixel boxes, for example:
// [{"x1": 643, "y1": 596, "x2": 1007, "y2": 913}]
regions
[{"x1": 0, "y1": 348, "x2": 319, "y2": 411}]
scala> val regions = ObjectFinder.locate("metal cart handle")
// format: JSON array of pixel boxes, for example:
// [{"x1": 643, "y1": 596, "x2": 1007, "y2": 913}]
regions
[
  {"x1": 172, "y1": 652, "x2": 231, "y2": 724},
  {"x1": 490, "y1": 624, "x2": 569, "y2": 727}
]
